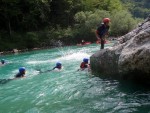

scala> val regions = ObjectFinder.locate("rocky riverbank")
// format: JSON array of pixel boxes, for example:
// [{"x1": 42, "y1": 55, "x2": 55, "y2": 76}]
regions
[{"x1": 0, "y1": 48, "x2": 43, "y2": 55}]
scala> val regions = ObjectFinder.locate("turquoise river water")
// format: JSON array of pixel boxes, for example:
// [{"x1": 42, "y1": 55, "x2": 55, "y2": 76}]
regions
[{"x1": 0, "y1": 43, "x2": 150, "y2": 113}]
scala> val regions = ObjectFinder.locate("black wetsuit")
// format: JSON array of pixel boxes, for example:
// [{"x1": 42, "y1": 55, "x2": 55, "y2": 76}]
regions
[
  {"x1": 97, "y1": 23, "x2": 109, "y2": 49},
  {"x1": 15, "y1": 73, "x2": 24, "y2": 78}
]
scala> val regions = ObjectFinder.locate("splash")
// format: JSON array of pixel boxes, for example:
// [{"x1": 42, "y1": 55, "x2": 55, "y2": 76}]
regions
[
  {"x1": 52, "y1": 52, "x2": 90, "y2": 62},
  {"x1": 27, "y1": 60, "x2": 50, "y2": 64},
  {"x1": 52, "y1": 46, "x2": 91, "y2": 62}
]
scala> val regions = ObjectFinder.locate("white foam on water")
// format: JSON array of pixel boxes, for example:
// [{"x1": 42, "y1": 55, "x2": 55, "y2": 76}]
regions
[
  {"x1": 27, "y1": 60, "x2": 50, "y2": 64},
  {"x1": 51, "y1": 52, "x2": 90, "y2": 62},
  {"x1": 27, "y1": 46, "x2": 93, "y2": 66}
]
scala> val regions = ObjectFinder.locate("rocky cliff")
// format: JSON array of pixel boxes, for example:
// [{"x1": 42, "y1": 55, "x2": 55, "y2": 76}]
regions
[{"x1": 90, "y1": 15, "x2": 150, "y2": 84}]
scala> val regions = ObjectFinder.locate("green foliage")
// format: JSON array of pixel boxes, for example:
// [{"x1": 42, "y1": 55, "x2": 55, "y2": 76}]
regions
[
  {"x1": 0, "y1": 0, "x2": 145, "y2": 51},
  {"x1": 74, "y1": 11, "x2": 87, "y2": 24},
  {"x1": 0, "y1": 32, "x2": 40, "y2": 50},
  {"x1": 0, "y1": 0, "x2": 51, "y2": 32},
  {"x1": 107, "y1": 0, "x2": 123, "y2": 11},
  {"x1": 131, "y1": 7, "x2": 150, "y2": 19},
  {"x1": 43, "y1": 26, "x2": 75, "y2": 45},
  {"x1": 49, "y1": 0, "x2": 82, "y2": 27},
  {"x1": 25, "y1": 32, "x2": 39, "y2": 49},
  {"x1": 121, "y1": 0, "x2": 150, "y2": 18},
  {"x1": 81, "y1": 0, "x2": 123, "y2": 12},
  {"x1": 74, "y1": 9, "x2": 140, "y2": 39},
  {"x1": 110, "y1": 10, "x2": 137, "y2": 36}
]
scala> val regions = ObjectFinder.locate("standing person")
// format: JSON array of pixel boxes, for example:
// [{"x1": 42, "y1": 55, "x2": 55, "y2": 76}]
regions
[{"x1": 95, "y1": 18, "x2": 110, "y2": 49}]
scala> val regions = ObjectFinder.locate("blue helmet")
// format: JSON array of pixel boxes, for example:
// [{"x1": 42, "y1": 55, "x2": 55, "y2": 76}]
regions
[
  {"x1": 1, "y1": 59, "x2": 5, "y2": 64},
  {"x1": 56, "y1": 62, "x2": 62, "y2": 67},
  {"x1": 19, "y1": 67, "x2": 26, "y2": 73},
  {"x1": 83, "y1": 58, "x2": 89, "y2": 63}
]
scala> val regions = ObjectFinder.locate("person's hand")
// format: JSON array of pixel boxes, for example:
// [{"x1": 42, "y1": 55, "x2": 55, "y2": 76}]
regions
[
  {"x1": 105, "y1": 32, "x2": 109, "y2": 37},
  {"x1": 102, "y1": 38, "x2": 105, "y2": 41},
  {"x1": 97, "y1": 37, "x2": 100, "y2": 41}
]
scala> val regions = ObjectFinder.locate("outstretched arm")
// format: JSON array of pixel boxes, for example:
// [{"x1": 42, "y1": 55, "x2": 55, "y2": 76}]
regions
[{"x1": 36, "y1": 67, "x2": 55, "y2": 73}]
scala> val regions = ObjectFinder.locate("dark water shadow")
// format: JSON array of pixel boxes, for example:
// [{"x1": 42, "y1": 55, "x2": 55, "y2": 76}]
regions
[
  {"x1": 117, "y1": 81, "x2": 150, "y2": 113},
  {"x1": 117, "y1": 80, "x2": 150, "y2": 93},
  {"x1": 93, "y1": 72, "x2": 150, "y2": 92},
  {"x1": 0, "y1": 79, "x2": 13, "y2": 85}
]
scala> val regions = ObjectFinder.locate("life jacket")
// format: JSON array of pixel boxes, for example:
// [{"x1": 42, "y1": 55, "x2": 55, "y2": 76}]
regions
[
  {"x1": 80, "y1": 62, "x2": 88, "y2": 68},
  {"x1": 97, "y1": 23, "x2": 109, "y2": 37}
]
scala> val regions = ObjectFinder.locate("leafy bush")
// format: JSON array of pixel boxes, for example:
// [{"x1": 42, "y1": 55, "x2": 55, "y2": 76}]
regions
[
  {"x1": 25, "y1": 32, "x2": 39, "y2": 49},
  {"x1": 110, "y1": 10, "x2": 138, "y2": 36}
]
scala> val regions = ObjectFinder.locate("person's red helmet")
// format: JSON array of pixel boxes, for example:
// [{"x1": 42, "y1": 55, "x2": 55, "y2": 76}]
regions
[{"x1": 103, "y1": 18, "x2": 110, "y2": 23}]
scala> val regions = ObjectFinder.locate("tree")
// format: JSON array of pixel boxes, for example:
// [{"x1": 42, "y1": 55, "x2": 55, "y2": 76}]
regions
[
  {"x1": 121, "y1": 0, "x2": 150, "y2": 18},
  {"x1": 81, "y1": 0, "x2": 123, "y2": 12},
  {"x1": 0, "y1": 0, "x2": 21, "y2": 36},
  {"x1": 110, "y1": 10, "x2": 137, "y2": 36},
  {"x1": 49, "y1": 0, "x2": 82, "y2": 27}
]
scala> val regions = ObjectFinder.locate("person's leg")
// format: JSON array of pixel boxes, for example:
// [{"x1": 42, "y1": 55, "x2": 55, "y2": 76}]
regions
[
  {"x1": 0, "y1": 79, "x2": 13, "y2": 84},
  {"x1": 101, "y1": 38, "x2": 105, "y2": 49}
]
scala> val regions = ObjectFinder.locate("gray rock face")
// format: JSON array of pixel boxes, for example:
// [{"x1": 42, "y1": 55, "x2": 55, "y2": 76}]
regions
[{"x1": 90, "y1": 16, "x2": 150, "y2": 84}]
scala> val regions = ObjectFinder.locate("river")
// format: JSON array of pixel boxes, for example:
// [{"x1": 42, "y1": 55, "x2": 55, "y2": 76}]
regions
[{"x1": 0, "y1": 43, "x2": 150, "y2": 113}]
